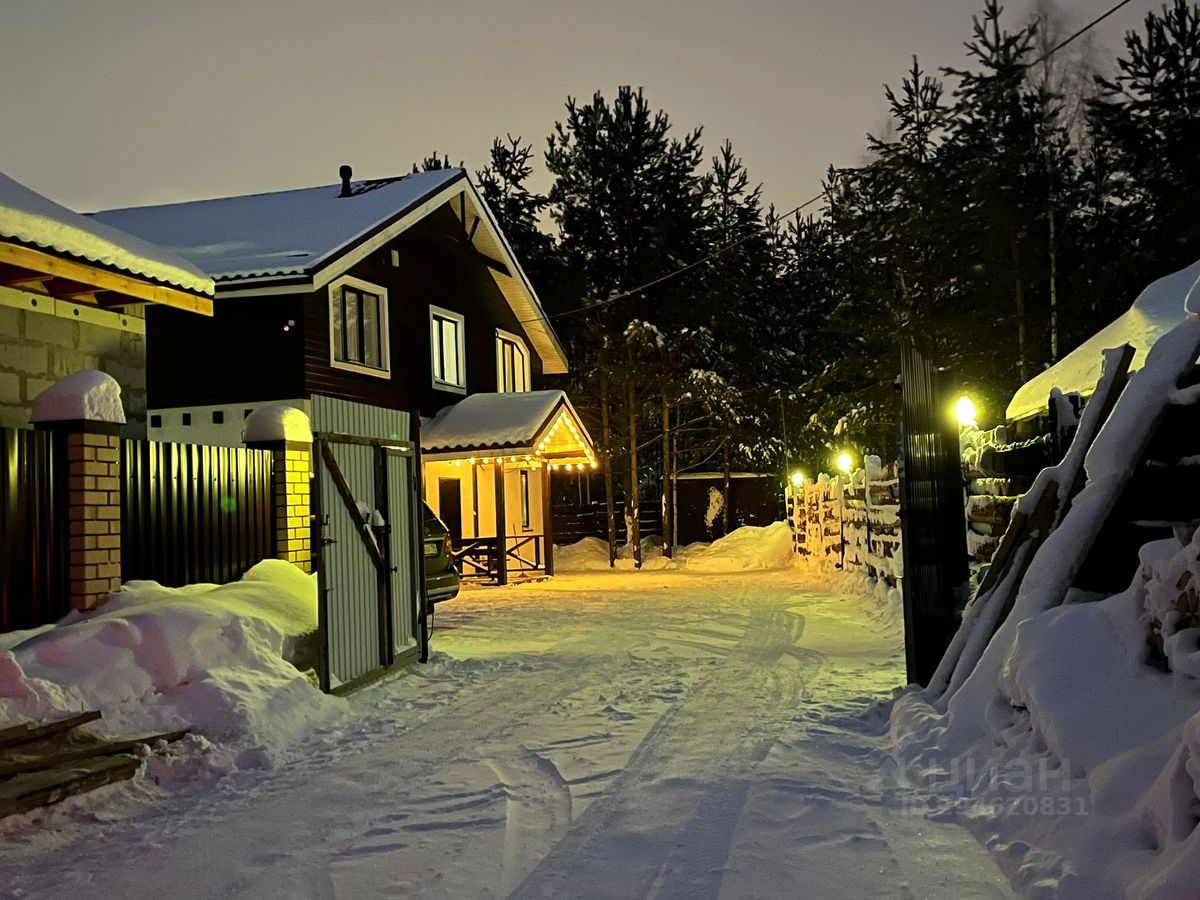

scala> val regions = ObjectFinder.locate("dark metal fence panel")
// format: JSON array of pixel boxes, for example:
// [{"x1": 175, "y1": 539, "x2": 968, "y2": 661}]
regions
[
  {"x1": 898, "y1": 347, "x2": 969, "y2": 686},
  {"x1": 0, "y1": 428, "x2": 69, "y2": 631},
  {"x1": 121, "y1": 439, "x2": 275, "y2": 587}
]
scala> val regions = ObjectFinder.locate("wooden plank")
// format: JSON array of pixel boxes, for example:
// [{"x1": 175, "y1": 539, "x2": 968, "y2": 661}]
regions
[
  {"x1": 0, "y1": 729, "x2": 188, "y2": 779},
  {"x1": 319, "y1": 440, "x2": 386, "y2": 571},
  {"x1": 0, "y1": 711, "x2": 102, "y2": 751},
  {"x1": 0, "y1": 241, "x2": 213, "y2": 316},
  {"x1": 0, "y1": 755, "x2": 141, "y2": 819}
]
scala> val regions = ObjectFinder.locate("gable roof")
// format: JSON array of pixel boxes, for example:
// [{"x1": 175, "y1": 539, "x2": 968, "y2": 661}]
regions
[
  {"x1": 421, "y1": 389, "x2": 593, "y2": 456},
  {"x1": 0, "y1": 171, "x2": 213, "y2": 299},
  {"x1": 91, "y1": 169, "x2": 568, "y2": 374}
]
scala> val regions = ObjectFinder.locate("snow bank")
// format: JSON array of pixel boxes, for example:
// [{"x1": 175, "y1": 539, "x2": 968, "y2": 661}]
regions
[
  {"x1": 555, "y1": 523, "x2": 796, "y2": 574},
  {"x1": 0, "y1": 560, "x2": 342, "y2": 759},
  {"x1": 30, "y1": 369, "x2": 125, "y2": 425},
  {"x1": 243, "y1": 404, "x2": 312, "y2": 444},
  {"x1": 682, "y1": 522, "x2": 795, "y2": 572}
]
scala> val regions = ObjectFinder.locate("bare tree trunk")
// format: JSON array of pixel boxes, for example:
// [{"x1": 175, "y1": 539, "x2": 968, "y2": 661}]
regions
[
  {"x1": 627, "y1": 347, "x2": 641, "y2": 568},
  {"x1": 722, "y1": 441, "x2": 731, "y2": 536},
  {"x1": 601, "y1": 368, "x2": 616, "y2": 568},
  {"x1": 1048, "y1": 204, "x2": 1059, "y2": 363},
  {"x1": 671, "y1": 426, "x2": 680, "y2": 550},
  {"x1": 1011, "y1": 234, "x2": 1028, "y2": 383},
  {"x1": 661, "y1": 395, "x2": 673, "y2": 558}
]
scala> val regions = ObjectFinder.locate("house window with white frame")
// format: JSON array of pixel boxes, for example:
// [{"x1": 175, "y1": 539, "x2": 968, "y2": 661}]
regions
[
  {"x1": 430, "y1": 305, "x2": 466, "y2": 391},
  {"x1": 496, "y1": 329, "x2": 530, "y2": 393},
  {"x1": 329, "y1": 276, "x2": 389, "y2": 377}
]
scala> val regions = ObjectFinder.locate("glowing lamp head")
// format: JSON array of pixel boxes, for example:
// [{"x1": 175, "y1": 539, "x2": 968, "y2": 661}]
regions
[
  {"x1": 955, "y1": 395, "x2": 978, "y2": 427},
  {"x1": 836, "y1": 452, "x2": 853, "y2": 474},
  {"x1": 790, "y1": 470, "x2": 804, "y2": 487}
]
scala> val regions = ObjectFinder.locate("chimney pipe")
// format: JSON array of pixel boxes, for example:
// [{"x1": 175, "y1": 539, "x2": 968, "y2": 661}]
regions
[{"x1": 339, "y1": 165, "x2": 353, "y2": 197}]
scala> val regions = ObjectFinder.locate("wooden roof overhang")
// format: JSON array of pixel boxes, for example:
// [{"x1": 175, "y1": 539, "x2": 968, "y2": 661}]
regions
[{"x1": 0, "y1": 239, "x2": 213, "y2": 316}]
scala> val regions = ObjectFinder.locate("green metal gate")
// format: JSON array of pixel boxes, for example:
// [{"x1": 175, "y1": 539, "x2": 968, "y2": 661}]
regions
[{"x1": 311, "y1": 396, "x2": 425, "y2": 692}]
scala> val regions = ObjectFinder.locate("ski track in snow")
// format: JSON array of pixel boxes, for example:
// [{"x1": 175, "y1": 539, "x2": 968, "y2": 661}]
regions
[{"x1": 0, "y1": 569, "x2": 1017, "y2": 900}]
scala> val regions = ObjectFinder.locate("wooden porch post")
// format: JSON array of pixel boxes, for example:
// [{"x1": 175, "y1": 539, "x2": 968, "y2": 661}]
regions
[
  {"x1": 494, "y1": 460, "x2": 508, "y2": 585},
  {"x1": 542, "y1": 465, "x2": 555, "y2": 576}
]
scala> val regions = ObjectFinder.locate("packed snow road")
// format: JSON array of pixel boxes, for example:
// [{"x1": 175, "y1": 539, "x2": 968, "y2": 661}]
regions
[{"x1": 2, "y1": 568, "x2": 1016, "y2": 899}]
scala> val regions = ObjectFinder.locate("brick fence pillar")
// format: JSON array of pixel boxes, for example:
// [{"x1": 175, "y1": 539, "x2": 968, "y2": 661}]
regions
[
  {"x1": 245, "y1": 405, "x2": 313, "y2": 574},
  {"x1": 31, "y1": 369, "x2": 127, "y2": 612}
]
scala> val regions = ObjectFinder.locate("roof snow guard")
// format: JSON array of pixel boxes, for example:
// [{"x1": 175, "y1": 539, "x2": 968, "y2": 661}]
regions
[
  {"x1": 0, "y1": 171, "x2": 214, "y2": 314},
  {"x1": 421, "y1": 390, "x2": 596, "y2": 467},
  {"x1": 1007, "y1": 260, "x2": 1200, "y2": 421},
  {"x1": 91, "y1": 168, "x2": 568, "y2": 374}
]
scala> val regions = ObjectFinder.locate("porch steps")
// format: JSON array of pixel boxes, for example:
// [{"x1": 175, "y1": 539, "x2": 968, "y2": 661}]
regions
[{"x1": 0, "y1": 711, "x2": 187, "y2": 819}]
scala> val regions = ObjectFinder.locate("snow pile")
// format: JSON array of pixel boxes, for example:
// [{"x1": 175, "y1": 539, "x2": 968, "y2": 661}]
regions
[
  {"x1": 555, "y1": 537, "x2": 612, "y2": 571},
  {"x1": 30, "y1": 369, "x2": 126, "y2": 425},
  {"x1": 682, "y1": 522, "x2": 795, "y2": 572},
  {"x1": 1007, "y1": 259, "x2": 1200, "y2": 420},
  {"x1": 243, "y1": 403, "x2": 312, "y2": 444},
  {"x1": 0, "y1": 560, "x2": 342, "y2": 760},
  {"x1": 0, "y1": 170, "x2": 213, "y2": 296}
]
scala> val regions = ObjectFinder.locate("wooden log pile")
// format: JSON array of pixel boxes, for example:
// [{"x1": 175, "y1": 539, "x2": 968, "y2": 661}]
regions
[{"x1": 0, "y1": 711, "x2": 186, "y2": 819}]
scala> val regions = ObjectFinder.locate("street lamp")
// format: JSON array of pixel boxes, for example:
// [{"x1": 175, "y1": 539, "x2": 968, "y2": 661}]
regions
[
  {"x1": 955, "y1": 395, "x2": 978, "y2": 428},
  {"x1": 790, "y1": 470, "x2": 804, "y2": 488},
  {"x1": 836, "y1": 452, "x2": 853, "y2": 474}
]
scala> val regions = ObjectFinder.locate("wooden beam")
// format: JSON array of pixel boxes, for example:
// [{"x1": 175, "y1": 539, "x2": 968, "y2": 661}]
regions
[
  {"x1": 1, "y1": 274, "x2": 48, "y2": 291},
  {"x1": 0, "y1": 241, "x2": 213, "y2": 316},
  {"x1": 494, "y1": 460, "x2": 508, "y2": 586},
  {"x1": 0, "y1": 755, "x2": 141, "y2": 819},
  {"x1": 0, "y1": 711, "x2": 102, "y2": 751}
]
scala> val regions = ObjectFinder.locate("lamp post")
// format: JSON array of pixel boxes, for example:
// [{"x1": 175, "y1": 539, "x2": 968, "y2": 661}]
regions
[{"x1": 836, "y1": 452, "x2": 853, "y2": 569}]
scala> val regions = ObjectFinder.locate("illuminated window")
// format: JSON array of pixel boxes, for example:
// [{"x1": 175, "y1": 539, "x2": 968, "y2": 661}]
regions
[
  {"x1": 496, "y1": 329, "x2": 530, "y2": 393},
  {"x1": 430, "y1": 305, "x2": 466, "y2": 392},
  {"x1": 329, "y1": 276, "x2": 389, "y2": 377}
]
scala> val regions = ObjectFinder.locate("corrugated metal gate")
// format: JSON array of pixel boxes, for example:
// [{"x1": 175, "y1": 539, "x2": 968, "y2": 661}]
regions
[
  {"x1": 311, "y1": 395, "x2": 425, "y2": 692},
  {"x1": 898, "y1": 346, "x2": 969, "y2": 686},
  {"x1": 0, "y1": 427, "x2": 69, "y2": 631}
]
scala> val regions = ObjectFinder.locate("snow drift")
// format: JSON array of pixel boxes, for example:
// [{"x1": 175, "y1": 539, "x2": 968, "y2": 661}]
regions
[
  {"x1": 555, "y1": 522, "x2": 795, "y2": 573},
  {"x1": 0, "y1": 560, "x2": 343, "y2": 758}
]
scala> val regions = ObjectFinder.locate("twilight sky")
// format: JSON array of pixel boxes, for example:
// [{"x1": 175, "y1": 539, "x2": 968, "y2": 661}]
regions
[{"x1": 0, "y1": 0, "x2": 1148, "y2": 218}]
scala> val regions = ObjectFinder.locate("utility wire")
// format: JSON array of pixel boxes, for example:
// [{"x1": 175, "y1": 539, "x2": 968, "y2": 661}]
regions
[
  {"x1": 1024, "y1": 0, "x2": 1138, "y2": 70},
  {"x1": 523, "y1": 0, "x2": 1140, "y2": 327}
]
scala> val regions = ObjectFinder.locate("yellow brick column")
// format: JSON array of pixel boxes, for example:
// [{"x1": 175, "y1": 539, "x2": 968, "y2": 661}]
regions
[
  {"x1": 272, "y1": 443, "x2": 312, "y2": 573},
  {"x1": 31, "y1": 369, "x2": 128, "y2": 613},
  {"x1": 64, "y1": 430, "x2": 123, "y2": 610},
  {"x1": 244, "y1": 405, "x2": 314, "y2": 574}
]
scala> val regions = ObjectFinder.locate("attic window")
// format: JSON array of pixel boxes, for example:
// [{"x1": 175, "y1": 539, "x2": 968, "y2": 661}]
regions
[
  {"x1": 328, "y1": 276, "x2": 390, "y2": 379},
  {"x1": 496, "y1": 329, "x2": 530, "y2": 393},
  {"x1": 430, "y1": 305, "x2": 466, "y2": 393}
]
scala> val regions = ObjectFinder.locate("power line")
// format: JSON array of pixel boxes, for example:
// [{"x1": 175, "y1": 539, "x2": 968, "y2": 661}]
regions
[
  {"x1": 525, "y1": 191, "x2": 824, "y2": 325},
  {"x1": 524, "y1": 0, "x2": 1140, "y2": 327},
  {"x1": 1025, "y1": 0, "x2": 1138, "y2": 69}
]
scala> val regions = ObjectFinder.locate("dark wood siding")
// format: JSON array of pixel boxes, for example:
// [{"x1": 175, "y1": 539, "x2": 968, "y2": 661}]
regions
[
  {"x1": 146, "y1": 296, "x2": 305, "y2": 408},
  {"x1": 302, "y1": 205, "x2": 545, "y2": 417}
]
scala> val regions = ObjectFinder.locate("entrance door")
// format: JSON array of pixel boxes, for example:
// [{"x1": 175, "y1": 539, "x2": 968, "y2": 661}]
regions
[{"x1": 438, "y1": 478, "x2": 463, "y2": 544}]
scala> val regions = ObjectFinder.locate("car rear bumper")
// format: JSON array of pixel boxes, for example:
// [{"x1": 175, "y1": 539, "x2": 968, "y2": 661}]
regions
[{"x1": 426, "y1": 570, "x2": 460, "y2": 604}]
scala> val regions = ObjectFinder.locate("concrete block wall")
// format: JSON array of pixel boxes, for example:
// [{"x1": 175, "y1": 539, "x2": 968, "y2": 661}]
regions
[{"x1": 0, "y1": 295, "x2": 146, "y2": 432}]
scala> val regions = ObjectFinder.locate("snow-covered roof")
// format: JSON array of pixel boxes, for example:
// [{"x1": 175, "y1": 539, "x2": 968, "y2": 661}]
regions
[
  {"x1": 422, "y1": 390, "x2": 592, "y2": 454},
  {"x1": 1007, "y1": 260, "x2": 1200, "y2": 421},
  {"x1": 91, "y1": 168, "x2": 569, "y2": 374},
  {"x1": 0, "y1": 171, "x2": 214, "y2": 298}
]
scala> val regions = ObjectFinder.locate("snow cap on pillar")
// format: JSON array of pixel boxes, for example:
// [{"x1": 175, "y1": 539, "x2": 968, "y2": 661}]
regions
[
  {"x1": 244, "y1": 404, "x2": 313, "y2": 446},
  {"x1": 31, "y1": 369, "x2": 126, "y2": 427}
]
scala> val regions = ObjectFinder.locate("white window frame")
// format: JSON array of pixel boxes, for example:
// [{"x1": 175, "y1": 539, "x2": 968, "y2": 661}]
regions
[
  {"x1": 328, "y1": 275, "x2": 391, "y2": 379},
  {"x1": 430, "y1": 304, "x2": 467, "y2": 394},
  {"x1": 495, "y1": 328, "x2": 531, "y2": 393}
]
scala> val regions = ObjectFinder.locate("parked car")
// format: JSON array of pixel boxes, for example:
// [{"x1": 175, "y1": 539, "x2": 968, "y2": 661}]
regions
[{"x1": 423, "y1": 503, "x2": 460, "y2": 612}]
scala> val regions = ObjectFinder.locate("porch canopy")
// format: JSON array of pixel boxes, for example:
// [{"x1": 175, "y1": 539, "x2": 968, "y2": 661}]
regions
[{"x1": 421, "y1": 389, "x2": 596, "y2": 470}]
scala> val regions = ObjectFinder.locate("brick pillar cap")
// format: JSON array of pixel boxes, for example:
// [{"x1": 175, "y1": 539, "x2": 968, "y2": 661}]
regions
[
  {"x1": 31, "y1": 370, "x2": 126, "y2": 427},
  {"x1": 244, "y1": 404, "x2": 312, "y2": 447}
]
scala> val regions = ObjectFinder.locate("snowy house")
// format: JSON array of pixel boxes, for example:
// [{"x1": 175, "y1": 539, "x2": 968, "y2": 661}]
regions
[
  {"x1": 92, "y1": 166, "x2": 595, "y2": 582},
  {"x1": 0, "y1": 172, "x2": 214, "y2": 431}
]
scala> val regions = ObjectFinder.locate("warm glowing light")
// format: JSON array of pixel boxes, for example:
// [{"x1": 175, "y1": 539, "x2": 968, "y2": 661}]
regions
[
  {"x1": 955, "y1": 395, "x2": 978, "y2": 427},
  {"x1": 836, "y1": 452, "x2": 853, "y2": 474},
  {"x1": 590, "y1": 461, "x2": 598, "y2": 469},
  {"x1": 790, "y1": 470, "x2": 804, "y2": 487},
  {"x1": 468, "y1": 457, "x2": 476, "y2": 465}
]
